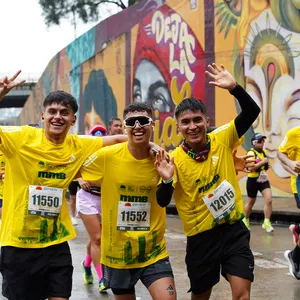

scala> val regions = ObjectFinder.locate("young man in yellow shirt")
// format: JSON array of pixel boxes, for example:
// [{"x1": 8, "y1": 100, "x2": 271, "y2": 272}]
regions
[
  {"x1": 278, "y1": 127, "x2": 300, "y2": 280},
  {"x1": 80, "y1": 102, "x2": 176, "y2": 300},
  {"x1": 0, "y1": 71, "x2": 128, "y2": 300},
  {"x1": 156, "y1": 63, "x2": 260, "y2": 300}
]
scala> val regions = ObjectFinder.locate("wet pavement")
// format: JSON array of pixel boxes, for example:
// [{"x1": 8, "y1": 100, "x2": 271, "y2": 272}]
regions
[{"x1": 1, "y1": 215, "x2": 300, "y2": 300}]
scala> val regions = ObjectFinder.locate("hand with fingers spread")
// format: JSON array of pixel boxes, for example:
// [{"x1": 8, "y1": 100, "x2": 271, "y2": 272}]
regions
[
  {"x1": 154, "y1": 150, "x2": 174, "y2": 181},
  {"x1": 205, "y1": 63, "x2": 236, "y2": 91},
  {"x1": 232, "y1": 149, "x2": 255, "y2": 173},
  {"x1": 0, "y1": 70, "x2": 26, "y2": 100}
]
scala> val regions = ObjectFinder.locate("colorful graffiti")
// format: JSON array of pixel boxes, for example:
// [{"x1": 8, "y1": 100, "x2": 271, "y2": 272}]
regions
[{"x1": 12, "y1": 0, "x2": 300, "y2": 197}]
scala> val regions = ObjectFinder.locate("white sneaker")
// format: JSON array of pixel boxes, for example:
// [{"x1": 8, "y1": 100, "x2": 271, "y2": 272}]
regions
[{"x1": 71, "y1": 217, "x2": 78, "y2": 226}]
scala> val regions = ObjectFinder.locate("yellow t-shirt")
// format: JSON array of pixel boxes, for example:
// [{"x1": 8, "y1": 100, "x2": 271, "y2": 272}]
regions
[
  {"x1": 171, "y1": 120, "x2": 244, "y2": 237},
  {"x1": 81, "y1": 142, "x2": 168, "y2": 269},
  {"x1": 247, "y1": 148, "x2": 268, "y2": 178},
  {"x1": 0, "y1": 126, "x2": 103, "y2": 248},
  {"x1": 0, "y1": 151, "x2": 6, "y2": 199},
  {"x1": 278, "y1": 126, "x2": 300, "y2": 193}
]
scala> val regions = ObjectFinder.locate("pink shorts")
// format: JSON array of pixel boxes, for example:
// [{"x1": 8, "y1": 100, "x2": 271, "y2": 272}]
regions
[{"x1": 76, "y1": 189, "x2": 101, "y2": 215}]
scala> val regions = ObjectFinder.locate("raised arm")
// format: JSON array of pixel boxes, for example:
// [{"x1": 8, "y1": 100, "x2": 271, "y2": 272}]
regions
[
  {"x1": 0, "y1": 71, "x2": 26, "y2": 100},
  {"x1": 205, "y1": 63, "x2": 260, "y2": 138}
]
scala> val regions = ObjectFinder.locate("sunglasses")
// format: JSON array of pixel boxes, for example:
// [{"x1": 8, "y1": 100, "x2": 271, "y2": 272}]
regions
[
  {"x1": 124, "y1": 116, "x2": 153, "y2": 128},
  {"x1": 256, "y1": 139, "x2": 265, "y2": 144}
]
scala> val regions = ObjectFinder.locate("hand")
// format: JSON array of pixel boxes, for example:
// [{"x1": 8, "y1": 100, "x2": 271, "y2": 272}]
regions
[
  {"x1": 289, "y1": 161, "x2": 300, "y2": 174},
  {"x1": 0, "y1": 71, "x2": 26, "y2": 100},
  {"x1": 77, "y1": 178, "x2": 91, "y2": 191},
  {"x1": 232, "y1": 149, "x2": 255, "y2": 173},
  {"x1": 150, "y1": 145, "x2": 170, "y2": 162},
  {"x1": 205, "y1": 63, "x2": 236, "y2": 91},
  {"x1": 154, "y1": 150, "x2": 174, "y2": 180}
]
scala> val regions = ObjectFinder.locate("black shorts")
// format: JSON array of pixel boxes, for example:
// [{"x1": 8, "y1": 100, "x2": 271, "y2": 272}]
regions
[
  {"x1": 0, "y1": 242, "x2": 73, "y2": 300},
  {"x1": 68, "y1": 181, "x2": 80, "y2": 196},
  {"x1": 0, "y1": 198, "x2": 2, "y2": 208},
  {"x1": 246, "y1": 177, "x2": 270, "y2": 198},
  {"x1": 185, "y1": 221, "x2": 254, "y2": 294},
  {"x1": 103, "y1": 257, "x2": 173, "y2": 295}
]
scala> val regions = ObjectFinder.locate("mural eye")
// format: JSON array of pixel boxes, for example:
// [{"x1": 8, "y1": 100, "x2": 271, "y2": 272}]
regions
[
  {"x1": 152, "y1": 95, "x2": 170, "y2": 112},
  {"x1": 133, "y1": 88, "x2": 142, "y2": 102}
]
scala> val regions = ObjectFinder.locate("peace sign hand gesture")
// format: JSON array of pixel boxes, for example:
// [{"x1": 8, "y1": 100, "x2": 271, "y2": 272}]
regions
[
  {"x1": 205, "y1": 63, "x2": 236, "y2": 91},
  {"x1": 0, "y1": 70, "x2": 26, "y2": 100}
]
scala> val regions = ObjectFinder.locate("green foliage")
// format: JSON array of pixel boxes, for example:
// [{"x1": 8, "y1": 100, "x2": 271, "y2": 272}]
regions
[{"x1": 39, "y1": 0, "x2": 137, "y2": 26}]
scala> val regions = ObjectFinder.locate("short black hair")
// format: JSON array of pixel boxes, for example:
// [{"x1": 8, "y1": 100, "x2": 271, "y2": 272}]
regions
[
  {"x1": 43, "y1": 90, "x2": 78, "y2": 114},
  {"x1": 109, "y1": 117, "x2": 122, "y2": 126},
  {"x1": 123, "y1": 102, "x2": 153, "y2": 119},
  {"x1": 175, "y1": 98, "x2": 206, "y2": 119}
]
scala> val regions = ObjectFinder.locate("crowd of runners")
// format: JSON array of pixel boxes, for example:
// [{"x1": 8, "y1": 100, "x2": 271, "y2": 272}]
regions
[{"x1": 0, "y1": 64, "x2": 299, "y2": 300}]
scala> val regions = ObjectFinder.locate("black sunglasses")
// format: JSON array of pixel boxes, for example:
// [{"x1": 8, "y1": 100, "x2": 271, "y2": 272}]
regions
[
  {"x1": 124, "y1": 116, "x2": 153, "y2": 128},
  {"x1": 256, "y1": 139, "x2": 265, "y2": 143}
]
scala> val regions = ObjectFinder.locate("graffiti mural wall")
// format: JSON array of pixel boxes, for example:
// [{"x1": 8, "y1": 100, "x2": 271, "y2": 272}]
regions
[{"x1": 14, "y1": 0, "x2": 300, "y2": 197}]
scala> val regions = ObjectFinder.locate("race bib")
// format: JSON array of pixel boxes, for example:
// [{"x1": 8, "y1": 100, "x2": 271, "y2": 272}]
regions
[
  {"x1": 257, "y1": 171, "x2": 268, "y2": 183},
  {"x1": 28, "y1": 185, "x2": 63, "y2": 217},
  {"x1": 117, "y1": 202, "x2": 150, "y2": 231},
  {"x1": 203, "y1": 180, "x2": 235, "y2": 222}
]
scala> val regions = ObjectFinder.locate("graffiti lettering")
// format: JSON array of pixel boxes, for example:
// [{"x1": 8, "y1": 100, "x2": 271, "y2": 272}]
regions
[
  {"x1": 153, "y1": 115, "x2": 182, "y2": 148},
  {"x1": 151, "y1": 11, "x2": 196, "y2": 81}
]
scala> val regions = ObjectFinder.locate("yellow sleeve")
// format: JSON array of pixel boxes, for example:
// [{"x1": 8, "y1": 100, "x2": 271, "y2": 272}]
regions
[
  {"x1": 212, "y1": 120, "x2": 239, "y2": 150},
  {"x1": 0, "y1": 126, "x2": 28, "y2": 158},
  {"x1": 80, "y1": 148, "x2": 105, "y2": 183},
  {"x1": 278, "y1": 128, "x2": 298, "y2": 157}
]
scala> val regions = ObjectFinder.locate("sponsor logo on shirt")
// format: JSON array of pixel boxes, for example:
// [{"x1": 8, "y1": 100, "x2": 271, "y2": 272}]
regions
[
  {"x1": 37, "y1": 171, "x2": 66, "y2": 179},
  {"x1": 198, "y1": 174, "x2": 220, "y2": 193},
  {"x1": 120, "y1": 194, "x2": 148, "y2": 202}
]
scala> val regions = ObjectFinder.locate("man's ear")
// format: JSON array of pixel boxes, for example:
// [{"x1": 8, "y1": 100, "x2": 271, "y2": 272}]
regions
[
  {"x1": 206, "y1": 117, "x2": 210, "y2": 127},
  {"x1": 72, "y1": 115, "x2": 77, "y2": 125},
  {"x1": 41, "y1": 112, "x2": 44, "y2": 121}
]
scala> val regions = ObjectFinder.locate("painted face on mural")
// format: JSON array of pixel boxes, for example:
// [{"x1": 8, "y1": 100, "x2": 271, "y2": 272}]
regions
[
  {"x1": 132, "y1": 5, "x2": 205, "y2": 150},
  {"x1": 243, "y1": 9, "x2": 300, "y2": 178},
  {"x1": 133, "y1": 59, "x2": 172, "y2": 113}
]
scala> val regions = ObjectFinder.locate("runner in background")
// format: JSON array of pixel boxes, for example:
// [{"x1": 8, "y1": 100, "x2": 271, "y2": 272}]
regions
[
  {"x1": 77, "y1": 124, "x2": 109, "y2": 292},
  {"x1": 108, "y1": 117, "x2": 123, "y2": 135},
  {"x1": 278, "y1": 127, "x2": 300, "y2": 279},
  {"x1": 243, "y1": 133, "x2": 273, "y2": 232}
]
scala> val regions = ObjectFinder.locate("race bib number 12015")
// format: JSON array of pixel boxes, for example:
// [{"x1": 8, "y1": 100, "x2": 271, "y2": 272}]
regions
[{"x1": 203, "y1": 180, "x2": 235, "y2": 222}]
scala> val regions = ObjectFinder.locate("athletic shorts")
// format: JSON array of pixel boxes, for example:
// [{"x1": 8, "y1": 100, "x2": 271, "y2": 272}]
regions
[
  {"x1": 76, "y1": 189, "x2": 101, "y2": 215},
  {"x1": 185, "y1": 221, "x2": 254, "y2": 294},
  {"x1": 0, "y1": 198, "x2": 2, "y2": 208},
  {"x1": 103, "y1": 257, "x2": 173, "y2": 295},
  {"x1": 0, "y1": 242, "x2": 73, "y2": 300},
  {"x1": 68, "y1": 181, "x2": 80, "y2": 196},
  {"x1": 246, "y1": 177, "x2": 271, "y2": 198}
]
